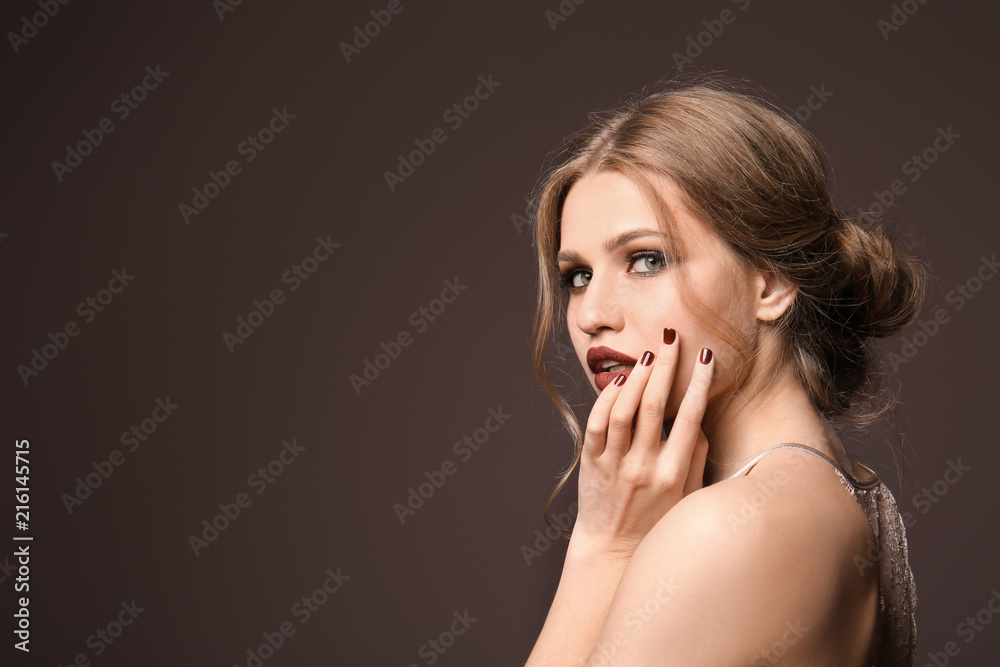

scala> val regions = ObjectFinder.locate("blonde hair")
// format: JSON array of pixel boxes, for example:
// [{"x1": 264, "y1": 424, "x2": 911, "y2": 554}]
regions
[{"x1": 530, "y1": 74, "x2": 927, "y2": 534}]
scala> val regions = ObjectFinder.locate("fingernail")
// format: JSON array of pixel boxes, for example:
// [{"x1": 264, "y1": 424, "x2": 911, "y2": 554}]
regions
[
  {"x1": 640, "y1": 351, "x2": 655, "y2": 366},
  {"x1": 663, "y1": 328, "x2": 676, "y2": 345},
  {"x1": 699, "y1": 348, "x2": 713, "y2": 364},
  {"x1": 614, "y1": 374, "x2": 627, "y2": 387}
]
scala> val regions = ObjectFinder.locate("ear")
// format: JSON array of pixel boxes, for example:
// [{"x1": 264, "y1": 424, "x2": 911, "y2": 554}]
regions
[{"x1": 753, "y1": 271, "x2": 797, "y2": 322}]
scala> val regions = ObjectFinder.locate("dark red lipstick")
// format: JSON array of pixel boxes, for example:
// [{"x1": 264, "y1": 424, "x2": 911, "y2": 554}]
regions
[{"x1": 587, "y1": 346, "x2": 638, "y2": 391}]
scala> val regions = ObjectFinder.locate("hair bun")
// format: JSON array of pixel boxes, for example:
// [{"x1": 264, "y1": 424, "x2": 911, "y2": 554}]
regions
[{"x1": 833, "y1": 214, "x2": 926, "y2": 340}]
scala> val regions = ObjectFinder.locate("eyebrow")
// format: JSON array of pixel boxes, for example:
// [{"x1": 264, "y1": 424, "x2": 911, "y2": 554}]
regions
[{"x1": 556, "y1": 228, "x2": 668, "y2": 265}]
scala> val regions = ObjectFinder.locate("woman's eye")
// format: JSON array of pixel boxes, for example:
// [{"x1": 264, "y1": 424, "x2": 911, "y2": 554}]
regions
[
  {"x1": 559, "y1": 252, "x2": 664, "y2": 291},
  {"x1": 629, "y1": 252, "x2": 665, "y2": 273},
  {"x1": 558, "y1": 268, "x2": 591, "y2": 290}
]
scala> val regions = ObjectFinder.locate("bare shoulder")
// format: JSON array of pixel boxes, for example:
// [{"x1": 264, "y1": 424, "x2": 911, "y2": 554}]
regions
[{"x1": 585, "y1": 448, "x2": 878, "y2": 666}]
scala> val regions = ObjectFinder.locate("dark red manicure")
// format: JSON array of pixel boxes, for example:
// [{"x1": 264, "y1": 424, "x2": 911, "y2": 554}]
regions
[
  {"x1": 663, "y1": 328, "x2": 676, "y2": 344},
  {"x1": 614, "y1": 374, "x2": 627, "y2": 387},
  {"x1": 699, "y1": 348, "x2": 713, "y2": 364},
  {"x1": 640, "y1": 351, "x2": 655, "y2": 366}
]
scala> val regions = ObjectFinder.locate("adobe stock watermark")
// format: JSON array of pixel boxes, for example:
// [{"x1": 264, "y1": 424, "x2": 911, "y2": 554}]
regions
[
  {"x1": 792, "y1": 84, "x2": 833, "y2": 124},
  {"x1": 877, "y1": 0, "x2": 931, "y2": 41},
  {"x1": 339, "y1": 0, "x2": 418, "y2": 63},
  {"x1": 510, "y1": 197, "x2": 537, "y2": 236},
  {"x1": 213, "y1": 0, "x2": 244, "y2": 21},
  {"x1": 17, "y1": 267, "x2": 136, "y2": 386},
  {"x1": 383, "y1": 74, "x2": 502, "y2": 192},
  {"x1": 921, "y1": 587, "x2": 1000, "y2": 666},
  {"x1": 393, "y1": 406, "x2": 512, "y2": 524},
  {"x1": 750, "y1": 619, "x2": 809, "y2": 666},
  {"x1": 186, "y1": 438, "x2": 305, "y2": 556},
  {"x1": 544, "y1": 0, "x2": 588, "y2": 30},
  {"x1": 406, "y1": 610, "x2": 477, "y2": 667},
  {"x1": 585, "y1": 577, "x2": 681, "y2": 667},
  {"x1": 726, "y1": 454, "x2": 806, "y2": 534},
  {"x1": 12, "y1": 545, "x2": 29, "y2": 652},
  {"x1": 906, "y1": 458, "x2": 971, "y2": 521},
  {"x1": 231, "y1": 567, "x2": 349, "y2": 667},
  {"x1": 855, "y1": 458, "x2": 970, "y2": 575},
  {"x1": 54, "y1": 600, "x2": 145, "y2": 665},
  {"x1": 61, "y1": 396, "x2": 180, "y2": 515},
  {"x1": 521, "y1": 502, "x2": 578, "y2": 566},
  {"x1": 51, "y1": 65, "x2": 170, "y2": 182},
  {"x1": 671, "y1": 0, "x2": 751, "y2": 71},
  {"x1": 851, "y1": 125, "x2": 960, "y2": 219},
  {"x1": 887, "y1": 255, "x2": 997, "y2": 370},
  {"x1": 350, "y1": 277, "x2": 467, "y2": 395},
  {"x1": 178, "y1": 106, "x2": 297, "y2": 224},
  {"x1": 221, "y1": 235, "x2": 340, "y2": 353},
  {"x1": 7, "y1": 0, "x2": 73, "y2": 54},
  {"x1": 0, "y1": 554, "x2": 20, "y2": 585}
]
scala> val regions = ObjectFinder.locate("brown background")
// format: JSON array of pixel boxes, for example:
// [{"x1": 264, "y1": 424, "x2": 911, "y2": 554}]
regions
[{"x1": 2, "y1": 0, "x2": 999, "y2": 664}]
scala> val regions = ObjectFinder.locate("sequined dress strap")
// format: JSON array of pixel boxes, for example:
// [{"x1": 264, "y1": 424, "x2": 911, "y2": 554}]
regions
[
  {"x1": 725, "y1": 442, "x2": 917, "y2": 666},
  {"x1": 725, "y1": 442, "x2": 877, "y2": 490}
]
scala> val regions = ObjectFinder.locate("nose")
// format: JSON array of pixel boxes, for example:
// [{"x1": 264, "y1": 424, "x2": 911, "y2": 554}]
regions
[{"x1": 574, "y1": 271, "x2": 626, "y2": 336}]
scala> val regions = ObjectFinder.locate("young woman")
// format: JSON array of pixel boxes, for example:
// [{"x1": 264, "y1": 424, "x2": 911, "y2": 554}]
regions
[{"x1": 524, "y1": 77, "x2": 923, "y2": 666}]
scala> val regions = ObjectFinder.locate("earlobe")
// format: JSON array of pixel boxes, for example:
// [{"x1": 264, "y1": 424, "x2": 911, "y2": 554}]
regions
[{"x1": 755, "y1": 272, "x2": 797, "y2": 322}]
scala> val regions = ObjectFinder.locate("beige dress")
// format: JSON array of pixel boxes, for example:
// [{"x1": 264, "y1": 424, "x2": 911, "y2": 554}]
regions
[{"x1": 726, "y1": 443, "x2": 917, "y2": 666}]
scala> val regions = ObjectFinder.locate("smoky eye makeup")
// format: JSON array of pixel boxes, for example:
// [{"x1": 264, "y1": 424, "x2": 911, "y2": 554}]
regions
[
  {"x1": 557, "y1": 265, "x2": 590, "y2": 290},
  {"x1": 626, "y1": 249, "x2": 669, "y2": 274},
  {"x1": 557, "y1": 247, "x2": 671, "y2": 291}
]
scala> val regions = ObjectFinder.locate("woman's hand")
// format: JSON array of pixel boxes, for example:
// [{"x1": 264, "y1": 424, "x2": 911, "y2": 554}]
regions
[{"x1": 571, "y1": 328, "x2": 714, "y2": 557}]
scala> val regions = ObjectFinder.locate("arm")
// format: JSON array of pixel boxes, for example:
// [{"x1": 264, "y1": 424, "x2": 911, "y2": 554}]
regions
[
  {"x1": 580, "y1": 468, "x2": 852, "y2": 665},
  {"x1": 523, "y1": 536, "x2": 632, "y2": 667},
  {"x1": 525, "y1": 332, "x2": 712, "y2": 665}
]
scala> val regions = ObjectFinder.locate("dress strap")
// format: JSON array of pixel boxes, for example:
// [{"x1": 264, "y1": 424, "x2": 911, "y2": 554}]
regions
[{"x1": 726, "y1": 442, "x2": 878, "y2": 489}]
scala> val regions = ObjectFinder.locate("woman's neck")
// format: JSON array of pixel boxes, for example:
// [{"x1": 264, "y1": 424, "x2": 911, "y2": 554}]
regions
[{"x1": 700, "y1": 363, "x2": 847, "y2": 485}]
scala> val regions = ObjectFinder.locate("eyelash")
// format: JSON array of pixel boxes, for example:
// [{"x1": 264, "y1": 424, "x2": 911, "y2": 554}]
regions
[{"x1": 557, "y1": 250, "x2": 668, "y2": 292}]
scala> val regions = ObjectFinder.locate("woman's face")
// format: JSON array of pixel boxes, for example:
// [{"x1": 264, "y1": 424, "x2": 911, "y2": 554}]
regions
[{"x1": 557, "y1": 170, "x2": 761, "y2": 415}]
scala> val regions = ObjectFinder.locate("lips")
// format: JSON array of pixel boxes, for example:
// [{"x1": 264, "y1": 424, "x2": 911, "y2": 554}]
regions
[{"x1": 587, "y1": 346, "x2": 638, "y2": 391}]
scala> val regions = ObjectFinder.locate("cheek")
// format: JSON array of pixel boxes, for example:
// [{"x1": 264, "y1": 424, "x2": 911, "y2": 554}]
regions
[{"x1": 663, "y1": 324, "x2": 743, "y2": 416}]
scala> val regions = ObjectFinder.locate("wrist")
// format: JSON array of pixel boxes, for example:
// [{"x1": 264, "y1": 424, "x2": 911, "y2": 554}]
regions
[{"x1": 566, "y1": 529, "x2": 640, "y2": 565}]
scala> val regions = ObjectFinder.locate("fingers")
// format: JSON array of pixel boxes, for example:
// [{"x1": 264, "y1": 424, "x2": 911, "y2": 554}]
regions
[
  {"x1": 662, "y1": 347, "x2": 715, "y2": 475},
  {"x1": 585, "y1": 332, "x2": 714, "y2": 472},
  {"x1": 630, "y1": 327, "x2": 680, "y2": 452},
  {"x1": 603, "y1": 347, "x2": 656, "y2": 459},
  {"x1": 582, "y1": 369, "x2": 628, "y2": 459}
]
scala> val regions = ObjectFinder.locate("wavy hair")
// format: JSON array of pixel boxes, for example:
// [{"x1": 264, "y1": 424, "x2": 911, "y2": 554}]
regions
[{"x1": 530, "y1": 74, "x2": 928, "y2": 536}]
